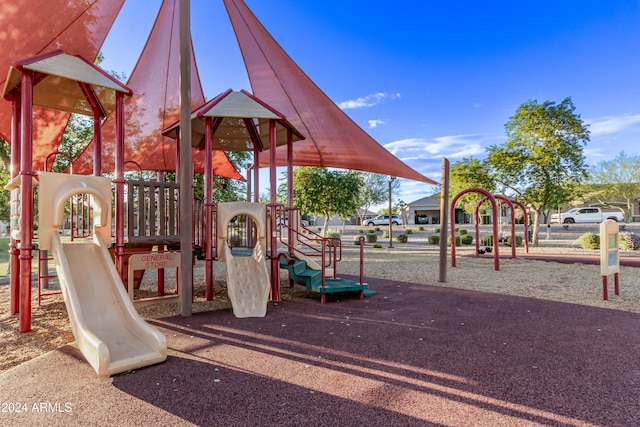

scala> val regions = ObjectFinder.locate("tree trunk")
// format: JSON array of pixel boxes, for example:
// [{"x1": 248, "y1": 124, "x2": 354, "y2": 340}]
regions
[
  {"x1": 531, "y1": 208, "x2": 542, "y2": 247},
  {"x1": 322, "y1": 211, "x2": 330, "y2": 237}
]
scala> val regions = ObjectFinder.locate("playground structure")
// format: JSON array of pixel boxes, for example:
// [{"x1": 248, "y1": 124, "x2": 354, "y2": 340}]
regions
[
  {"x1": 1, "y1": 49, "x2": 371, "y2": 375},
  {"x1": 0, "y1": 0, "x2": 439, "y2": 376},
  {"x1": 39, "y1": 173, "x2": 167, "y2": 377},
  {"x1": 450, "y1": 188, "x2": 530, "y2": 271}
]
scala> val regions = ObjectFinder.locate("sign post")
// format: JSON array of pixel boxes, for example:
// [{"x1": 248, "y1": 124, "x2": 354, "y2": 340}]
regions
[{"x1": 600, "y1": 219, "x2": 620, "y2": 300}]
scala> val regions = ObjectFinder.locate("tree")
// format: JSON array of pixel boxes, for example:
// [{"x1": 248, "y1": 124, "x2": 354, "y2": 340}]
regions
[
  {"x1": 487, "y1": 97, "x2": 590, "y2": 245},
  {"x1": 0, "y1": 137, "x2": 10, "y2": 223},
  {"x1": 292, "y1": 167, "x2": 362, "y2": 236},
  {"x1": 356, "y1": 173, "x2": 398, "y2": 225},
  {"x1": 585, "y1": 151, "x2": 640, "y2": 221},
  {"x1": 450, "y1": 157, "x2": 496, "y2": 214}
]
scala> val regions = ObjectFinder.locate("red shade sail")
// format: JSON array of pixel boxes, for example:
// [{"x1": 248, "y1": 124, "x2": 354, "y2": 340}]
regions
[
  {"x1": 72, "y1": 0, "x2": 242, "y2": 179},
  {"x1": 223, "y1": 0, "x2": 437, "y2": 184},
  {"x1": 0, "y1": 0, "x2": 125, "y2": 171}
]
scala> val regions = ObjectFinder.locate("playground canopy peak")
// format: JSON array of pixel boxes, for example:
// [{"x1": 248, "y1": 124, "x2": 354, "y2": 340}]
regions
[
  {"x1": 3, "y1": 50, "x2": 132, "y2": 117},
  {"x1": 70, "y1": 0, "x2": 242, "y2": 179},
  {"x1": 163, "y1": 89, "x2": 305, "y2": 152},
  {"x1": 224, "y1": 0, "x2": 438, "y2": 185}
]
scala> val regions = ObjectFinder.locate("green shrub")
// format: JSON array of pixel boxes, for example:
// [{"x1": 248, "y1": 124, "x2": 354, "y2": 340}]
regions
[
  {"x1": 427, "y1": 235, "x2": 440, "y2": 244},
  {"x1": 373, "y1": 243, "x2": 382, "y2": 248},
  {"x1": 455, "y1": 227, "x2": 459, "y2": 232},
  {"x1": 366, "y1": 234, "x2": 377, "y2": 243},
  {"x1": 504, "y1": 235, "x2": 523, "y2": 247},
  {"x1": 367, "y1": 229, "x2": 376, "y2": 234},
  {"x1": 434, "y1": 228, "x2": 440, "y2": 233},
  {"x1": 619, "y1": 231, "x2": 640, "y2": 250},
  {"x1": 375, "y1": 227, "x2": 381, "y2": 232},
  {"x1": 405, "y1": 229, "x2": 413, "y2": 234},
  {"x1": 358, "y1": 229, "x2": 364, "y2": 234},
  {"x1": 577, "y1": 232, "x2": 600, "y2": 250},
  {"x1": 459, "y1": 229, "x2": 468, "y2": 236},
  {"x1": 382, "y1": 232, "x2": 389, "y2": 238},
  {"x1": 396, "y1": 233, "x2": 408, "y2": 243},
  {"x1": 327, "y1": 230, "x2": 340, "y2": 239},
  {"x1": 447, "y1": 235, "x2": 462, "y2": 246},
  {"x1": 417, "y1": 226, "x2": 424, "y2": 231},
  {"x1": 461, "y1": 234, "x2": 473, "y2": 245},
  {"x1": 481, "y1": 235, "x2": 494, "y2": 246}
]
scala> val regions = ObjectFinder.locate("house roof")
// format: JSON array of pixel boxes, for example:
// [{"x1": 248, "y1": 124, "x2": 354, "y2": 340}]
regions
[
  {"x1": 407, "y1": 195, "x2": 441, "y2": 208},
  {"x1": 162, "y1": 89, "x2": 305, "y2": 152}
]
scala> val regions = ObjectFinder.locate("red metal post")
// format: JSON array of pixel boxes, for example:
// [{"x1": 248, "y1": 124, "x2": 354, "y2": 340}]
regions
[
  {"x1": 19, "y1": 70, "x2": 34, "y2": 332},
  {"x1": 602, "y1": 275, "x2": 608, "y2": 301},
  {"x1": 9, "y1": 93, "x2": 21, "y2": 315},
  {"x1": 204, "y1": 117, "x2": 214, "y2": 300},
  {"x1": 359, "y1": 237, "x2": 365, "y2": 284},
  {"x1": 494, "y1": 196, "x2": 516, "y2": 259},
  {"x1": 450, "y1": 203, "x2": 457, "y2": 267},
  {"x1": 474, "y1": 206, "x2": 481, "y2": 256},
  {"x1": 175, "y1": 134, "x2": 180, "y2": 178},
  {"x1": 253, "y1": 146, "x2": 260, "y2": 203},
  {"x1": 114, "y1": 92, "x2": 125, "y2": 278},
  {"x1": 157, "y1": 171, "x2": 165, "y2": 296},
  {"x1": 614, "y1": 272, "x2": 619, "y2": 296},
  {"x1": 287, "y1": 129, "x2": 294, "y2": 251},
  {"x1": 93, "y1": 109, "x2": 102, "y2": 175},
  {"x1": 269, "y1": 120, "x2": 280, "y2": 301}
]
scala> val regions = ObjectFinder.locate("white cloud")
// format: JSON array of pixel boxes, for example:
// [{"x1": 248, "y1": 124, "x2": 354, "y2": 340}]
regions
[
  {"x1": 586, "y1": 114, "x2": 640, "y2": 136},
  {"x1": 383, "y1": 134, "x2": 493, "y2": 161},
  {"x1": 367, "y1": 119, "x2": 385, "y2": 129},
  {"x1": 338, "y1": 92, "x2": 399, "y2": 110}
]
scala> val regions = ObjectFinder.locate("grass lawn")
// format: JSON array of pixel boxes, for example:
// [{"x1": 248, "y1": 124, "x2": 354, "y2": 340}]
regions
[
  {"x1": 0, "y1": 237, "x2": 42, "y2": 278},
  {"x1": 0, "y1": 237, "x2": 9, "y2": 277}
]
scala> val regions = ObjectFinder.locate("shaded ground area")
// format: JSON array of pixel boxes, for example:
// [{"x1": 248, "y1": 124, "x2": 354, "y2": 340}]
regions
[{"x1": 1, "y1": 276, "x2": 639, "y2": 426}]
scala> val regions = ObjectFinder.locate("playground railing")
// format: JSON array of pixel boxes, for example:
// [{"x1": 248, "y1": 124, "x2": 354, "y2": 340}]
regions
[
  {"x1": 277, "y1": 208, "x2": 342, "y2": 280},
  {"x1": 226, "y1": 215, "x2": 258, "y2": 250},
  {"x1": 125, "y1": 179, "x2": 180, "y2": 246}
]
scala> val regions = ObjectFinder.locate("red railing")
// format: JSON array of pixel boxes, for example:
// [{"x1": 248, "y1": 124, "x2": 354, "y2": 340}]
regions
[{"x1": 273, "y1": 206, "x2": 343, "y2": 288}]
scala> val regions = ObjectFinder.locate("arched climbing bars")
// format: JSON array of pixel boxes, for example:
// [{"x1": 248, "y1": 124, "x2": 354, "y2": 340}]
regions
[{"x1": 450, "y1": 188, "x2": 500, "y2": 271}]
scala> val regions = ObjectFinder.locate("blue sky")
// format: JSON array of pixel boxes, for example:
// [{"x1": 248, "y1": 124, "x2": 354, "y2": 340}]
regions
[{"x1": 100, "y1": 0, "x2": 640, "y2": 208}]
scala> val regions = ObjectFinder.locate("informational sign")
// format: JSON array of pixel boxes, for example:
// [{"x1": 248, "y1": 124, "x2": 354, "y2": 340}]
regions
[
  {"x1": 128, "y1": 251, "x2": 181, "y2": 302},
  {"x1": 600, "y1": 219, "x2": 620, "y2": 300},
  {"x1": 600, "y1": 219, "x2": 619, "y2": 276}
]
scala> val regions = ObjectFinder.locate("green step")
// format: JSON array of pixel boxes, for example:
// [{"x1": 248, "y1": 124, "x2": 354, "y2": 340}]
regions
[
  {"x1": 279, "y1": 253, "x2": 375, "y2": 300},
  {"x1": 311, "y1": 277, "x2": 371, "y2": 294}
]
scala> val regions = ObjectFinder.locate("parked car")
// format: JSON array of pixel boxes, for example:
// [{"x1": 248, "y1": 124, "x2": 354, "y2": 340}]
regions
[
  {"x1": 416, "y1": 216, "x2": 429, "y2": 224},
  {"x1": 550, "y1": 207, "x2": 624, "y2": 224},
  {"x1": 276, "y1": 217, "x2": 310, "y2": 227},
  {"x1": 364, "y1": 214, "x2": 403, "y2": 226}
]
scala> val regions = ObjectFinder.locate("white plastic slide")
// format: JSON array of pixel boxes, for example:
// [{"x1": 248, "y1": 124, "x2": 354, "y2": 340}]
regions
[
  {"x1": 51, "y1": 232, "x2": 167, "y2": 377},
  {"x1": 223, "y1": 241, "x2": 270, "y2": 318}
]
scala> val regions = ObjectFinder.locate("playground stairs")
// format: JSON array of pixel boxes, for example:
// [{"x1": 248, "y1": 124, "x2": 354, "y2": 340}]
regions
[{"x1": 279, "y1": 253, "x2": 374, "y2": 301}]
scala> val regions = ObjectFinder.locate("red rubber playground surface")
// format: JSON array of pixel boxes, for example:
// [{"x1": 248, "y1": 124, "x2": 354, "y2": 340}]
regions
[{"x1": 2, "y1": 270, "x2": 639, "y2": 427}]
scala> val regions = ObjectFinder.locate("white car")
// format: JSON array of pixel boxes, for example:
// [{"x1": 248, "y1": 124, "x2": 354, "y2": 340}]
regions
[
  {"x1": 550, "y1": 207, "x2": 624, "y2": 224},
  {"x1": 276, "y1": 217, "x2": 310, "y2": 227},
  {"x1": 364, "y1": 214, "x2": 403, "y2": 226}
]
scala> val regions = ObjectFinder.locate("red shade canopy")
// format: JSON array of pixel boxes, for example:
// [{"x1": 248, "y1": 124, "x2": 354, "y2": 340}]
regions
[
  {"x1": 72, "y1": 0, "x2": 242, "y2": 179},
  {"x1": 223, "y1": 0, "x2": 437, "y2": 185},
  {"x1": 0, "y1": 0, "x2": 125, "y2": 171}
]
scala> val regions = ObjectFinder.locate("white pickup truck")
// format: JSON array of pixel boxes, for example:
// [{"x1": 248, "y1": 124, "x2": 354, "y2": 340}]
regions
[{"x1": 550, "y1": 207, "x2": 624, "y2": 224}]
